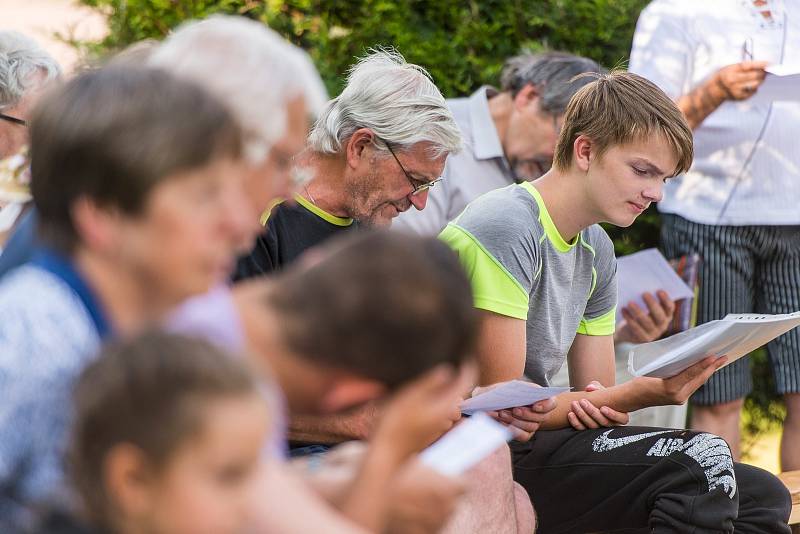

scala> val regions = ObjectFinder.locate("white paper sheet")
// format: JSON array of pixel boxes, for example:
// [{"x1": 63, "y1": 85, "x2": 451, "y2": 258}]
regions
[
  {"x1": 615, "y1": 248, "x2": 695, "y2": 324},
  {"x1": 753, "y1": 64, "x2": 800, "y2": 102},
  {"x1": 420, "y1": 413, "x2": 513, "y2": 476},
  {"x1": 628, "y1": 311, "x2": 800, "y2": 379},
  {"x1": 460, "y1": 381, "x2": 569, "y2": 415}
]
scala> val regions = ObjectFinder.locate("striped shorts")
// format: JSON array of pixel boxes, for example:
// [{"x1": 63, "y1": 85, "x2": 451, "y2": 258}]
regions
[{"x1": 660, "y1": 213, "x2": 800, "y2": 404}]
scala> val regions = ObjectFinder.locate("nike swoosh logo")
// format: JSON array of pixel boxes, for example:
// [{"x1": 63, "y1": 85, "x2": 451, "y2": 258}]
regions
[{"x1": 592, "y1": 429, "x2": 673, "y2": 453}]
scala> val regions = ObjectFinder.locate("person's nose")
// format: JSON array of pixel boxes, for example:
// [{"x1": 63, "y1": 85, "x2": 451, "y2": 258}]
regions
[
  {"x1": 408, "y1": 189, "x2": 429, "y2": 211},
  {"x1": 642, "y1": 181, "x2": 664, "y2": 203}
]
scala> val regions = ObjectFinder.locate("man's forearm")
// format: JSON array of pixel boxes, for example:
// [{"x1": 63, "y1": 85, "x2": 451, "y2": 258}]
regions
[
  {"x1": 289, "y1": 402, "x2": 378, "y2": 444},
  {"x1": 677, "y1": 75, "x2": 728, "y2": 129}
]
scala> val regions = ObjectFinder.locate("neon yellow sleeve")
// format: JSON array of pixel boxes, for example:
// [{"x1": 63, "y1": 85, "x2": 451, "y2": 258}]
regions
[
  {"x1": 577, "y1": 306, "x2": 616, "y2": 336},
  {"x1": 439, "y1": 224, "x2": 529, "y2": 320}
]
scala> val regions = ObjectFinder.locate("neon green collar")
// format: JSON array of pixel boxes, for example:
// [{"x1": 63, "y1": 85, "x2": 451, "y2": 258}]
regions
[
  {"x1": 519, "y1": 182, "x2": 578, "y2": 252},
  {"x1": 294, "y1": 194, "x2": 354, "y2": 226}
]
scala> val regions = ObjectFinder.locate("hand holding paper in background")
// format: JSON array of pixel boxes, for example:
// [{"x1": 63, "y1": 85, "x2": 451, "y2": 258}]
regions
[
  {"x1": 752, "y1": 64, "x2": 800, "y2": 102},
  {"x1": 615, "y1": 248, "x2": 694, "y2": 325}
]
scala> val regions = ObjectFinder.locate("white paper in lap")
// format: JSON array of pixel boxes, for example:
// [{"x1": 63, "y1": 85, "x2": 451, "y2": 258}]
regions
[
  {"x1": 629, "y1": 312, "x2": 800, "y2": 378},
  {"x1": 420, "y1": 413, "x2": 513, "y2": 476},
  {"x1": 460, "y1": 381, "x2": 569, "y2": 415},
  {"x1": 615, "y1": 248, "x2": 694, "y2": 324}
]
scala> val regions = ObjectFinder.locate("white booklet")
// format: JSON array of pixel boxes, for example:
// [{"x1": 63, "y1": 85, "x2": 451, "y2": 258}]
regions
[
  {"x1": 615, "y1": 248, "x2": 695, "y2": 324},
  {"x1": 420, "y1": 413, "x2": 513, "y2": 476},
  {"x1": 460, "y1": 381, "x2": 569, "y2": 415},
  {"x1": 753, "y1": 64, "x2": 800, "y2": 103},
  {"x1": 628, "y1": 311, "x2": 800, "y2": 379}
]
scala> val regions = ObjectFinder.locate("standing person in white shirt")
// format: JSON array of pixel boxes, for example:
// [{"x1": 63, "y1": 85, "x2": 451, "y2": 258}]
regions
[
  {"x1": 630, "y1": 0, "x2": 800, "y2": 470},
  {"x1": 393, "y1": 51, "x2": 602, "y2": 236}
]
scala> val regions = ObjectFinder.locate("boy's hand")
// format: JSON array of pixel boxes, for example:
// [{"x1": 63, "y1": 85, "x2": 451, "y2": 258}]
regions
[
  {"x1": 373, "y1": 363, "x2": 476, "y2": 462},
  {"x1": 616, "y1": 290, "x2": 675, "y2": 344},
  {"x1": 634, "y1": 355, "x2": 728, "y2": 406},
  {"x1": 474, "y1": 381, "x2": 556, "y2": 442},
  {"x1": 567, "y1": 381, "x2": 630, "y2": 430}
]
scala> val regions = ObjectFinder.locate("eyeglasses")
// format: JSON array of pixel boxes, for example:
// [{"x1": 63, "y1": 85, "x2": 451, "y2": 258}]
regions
[
  {"x1": 0, "y1": 113, "x2": 26, "y2": 127},
  {"x1": 379, "y1": 138, "x2": 443, "y2": 196}
]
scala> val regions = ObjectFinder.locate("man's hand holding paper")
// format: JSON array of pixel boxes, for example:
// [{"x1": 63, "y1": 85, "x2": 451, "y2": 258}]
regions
[
  {"x1": 616, "y1": 290, "x2": 676, "y2": 345},
  {"x1": 463, "y1": 381, "x2": 564, "y2": 441},
  {"x1": 615, "y1": 249, "x2": 693, "y2": 324}
]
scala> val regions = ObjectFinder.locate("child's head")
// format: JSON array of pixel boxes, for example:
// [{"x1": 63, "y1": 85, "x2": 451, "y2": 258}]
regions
[
  {"x1": 70, "y1": 331, "x2": 269, "y2": 534},
  {"x1": 552, "y1": 71, "x2": 693, "y2": 226},
  {"x1": 238, "y1": 230, "x2": 478, "y2": 414},
  {"x1": 30, "y1": 65, "x2": 248, "y2": 303}
]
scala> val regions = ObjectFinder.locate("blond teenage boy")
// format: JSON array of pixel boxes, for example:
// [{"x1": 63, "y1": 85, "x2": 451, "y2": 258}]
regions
[{"x1": 442, "y1": 71, "x2": 791, "y2": 533}]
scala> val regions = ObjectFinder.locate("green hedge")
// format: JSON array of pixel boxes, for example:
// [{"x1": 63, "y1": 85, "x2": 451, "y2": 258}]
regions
[{"x1": 79, "y1": 0, "x2": 648, "y2": 97}]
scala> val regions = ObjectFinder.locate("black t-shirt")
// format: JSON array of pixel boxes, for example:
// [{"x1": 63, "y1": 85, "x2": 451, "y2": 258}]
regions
[{"x1": 233, "y1": 196, "x2": 357, "y2": 281}]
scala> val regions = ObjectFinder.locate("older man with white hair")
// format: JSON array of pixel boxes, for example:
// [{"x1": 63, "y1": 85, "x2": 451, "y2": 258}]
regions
[{"x1": 234, "y1": 48, "x2": 463, "y2": 277}]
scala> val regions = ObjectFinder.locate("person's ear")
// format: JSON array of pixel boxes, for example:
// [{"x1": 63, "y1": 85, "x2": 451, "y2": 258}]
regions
[
  {"x1": 71, "y1": 196, "x2": 124, "y2": 252},
  {"x1": 345, "y1": 128, "x2": 377, "y2": 170},
  {"x1": 512, "y1": 83, "x2": 540, "y2": 112},
  {"x1": 573, "y1": 134, "x2": 594, "y2": 173},
  {"x1": 104, "y1": 443, "x2": 156, "y2": 522},
  {"x1": 319, "y1": 376, "x2": 386, "y2": 413}
]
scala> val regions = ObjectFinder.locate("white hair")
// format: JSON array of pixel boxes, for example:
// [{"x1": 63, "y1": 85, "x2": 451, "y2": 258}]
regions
[
  {"x1": 149, "y1": 15, "x2": 328, "y2": 163},
  {"x1": 308, "y1": 48, "x2": 461, "y2": 158},
  {"x1": 0, "y1": 31, "x2": 61, "y2": 109}
]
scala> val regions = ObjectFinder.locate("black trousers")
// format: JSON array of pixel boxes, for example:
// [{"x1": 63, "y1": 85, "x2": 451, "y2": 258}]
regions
[{"x1": 511, "y1": 427, "x2": 791, "y2": 534}]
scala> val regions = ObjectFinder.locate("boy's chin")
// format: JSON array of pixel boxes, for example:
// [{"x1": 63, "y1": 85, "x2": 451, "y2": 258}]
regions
[{"x1": 608, "y1": 213, "x2": 639, "y2": 228}]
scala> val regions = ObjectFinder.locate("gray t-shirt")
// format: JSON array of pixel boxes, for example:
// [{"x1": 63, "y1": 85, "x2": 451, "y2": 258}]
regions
[{"x1": 440, "y1": 182, "x2": 617, "y2": 385}]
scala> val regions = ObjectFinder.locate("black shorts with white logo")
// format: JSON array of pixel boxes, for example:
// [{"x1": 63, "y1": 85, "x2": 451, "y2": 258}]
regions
[{"x1": 511, "y1": 426, "x2": 791, "y2": 534}]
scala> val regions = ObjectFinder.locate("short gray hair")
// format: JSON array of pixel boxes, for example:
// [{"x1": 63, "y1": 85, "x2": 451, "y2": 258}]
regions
[
  {"x1": 308, "y1": 49, "x2": 461, "y2": 158},
  {"x1": 500, "y1": 51, "x2": 604, "y2": 115},
  {"x1": 0, "y1": 31, "x2": 61, "y2": 109},
  {"x1": 149, "y1": 15, "x2": 328, "y2": 163}
]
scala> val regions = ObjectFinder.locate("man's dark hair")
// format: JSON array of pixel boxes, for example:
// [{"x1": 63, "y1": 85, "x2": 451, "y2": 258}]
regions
[
  {"x1": 29, "y1": 65, "x2": 242, "y2": 253},
  {"x1": 70, "y1": 330, "x2": 259, "y2": 529},
  {"x1": 500, "y1": 51, "x2": 604, "y2": 115},
  {"x1": 267, "y1": 230, "x2": 478, "y2": 389}
]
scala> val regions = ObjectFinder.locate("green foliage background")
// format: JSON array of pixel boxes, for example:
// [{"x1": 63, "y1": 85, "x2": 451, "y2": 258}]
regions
[{"x1": 77, "y1": 0, "x2": 784, "y2": 442}]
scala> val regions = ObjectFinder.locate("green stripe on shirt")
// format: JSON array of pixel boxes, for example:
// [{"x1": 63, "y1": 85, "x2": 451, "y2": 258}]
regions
[
  {"x1": 577, "y1": 306, "x2": 616, "y2": 336},
  {"x1": 439, "y1": 223, "x2": 530, "y2": 320}
]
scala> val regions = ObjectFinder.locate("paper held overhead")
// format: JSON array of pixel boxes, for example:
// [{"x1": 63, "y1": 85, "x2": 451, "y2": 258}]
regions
[
  {"x1": 628, "y1": 311, "x2": 800, "y2": 379},
  {"x1": 460, "y1": 381, "x2": 569, "y2": 415},
  {"x1": 615, "y1": 248, "x2": 695, "y2": 324}
]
